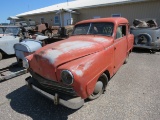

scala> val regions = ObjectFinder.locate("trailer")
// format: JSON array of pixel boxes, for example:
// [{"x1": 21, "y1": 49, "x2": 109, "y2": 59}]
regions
[
  {"x1": 0, "y1": 40, "x2": 42, "y2": 82},
  {"x1": 0, "y1": 63, "x2": 27, "y2": 82}
]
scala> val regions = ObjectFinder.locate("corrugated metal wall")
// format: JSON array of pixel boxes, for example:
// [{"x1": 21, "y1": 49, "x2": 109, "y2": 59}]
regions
[
  {"x1": 23, "y1": 0, "x2": 160, "y2": 26},
  {"x1": 78, "y1": 0, "x2": 160, "y2": 25}
]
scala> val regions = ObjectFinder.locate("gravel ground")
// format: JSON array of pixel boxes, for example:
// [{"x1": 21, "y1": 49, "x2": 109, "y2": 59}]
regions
[{"x1": 0, "y1": 49, "x2": 160, "y2": 120}]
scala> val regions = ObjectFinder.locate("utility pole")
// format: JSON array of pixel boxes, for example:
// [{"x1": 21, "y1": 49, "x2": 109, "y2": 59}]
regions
[{"x1": 28, "y1": 4, "x2": 30, "y2": 10}]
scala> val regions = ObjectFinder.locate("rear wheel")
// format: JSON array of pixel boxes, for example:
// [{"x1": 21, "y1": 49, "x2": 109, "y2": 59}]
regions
[
  {"x1": 135, "y1": 34, "x2": 152, "y2": 46},
  {"x1": 124, "y1": 53, "x2": 129, "y2": 64},
  {"x1": 88, "y1": 73, "x2": 108, "y2": 100}
]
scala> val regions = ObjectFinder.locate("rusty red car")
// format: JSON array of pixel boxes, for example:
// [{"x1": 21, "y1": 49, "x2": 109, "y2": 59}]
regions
[{"x1": 24, "y1": 17, "x2": 134, "y2": 109}]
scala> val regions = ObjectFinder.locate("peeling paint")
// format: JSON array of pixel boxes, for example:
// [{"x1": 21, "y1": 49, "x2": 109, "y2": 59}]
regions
[
  {"x1": 75, "y1": 70, "x2": 83, "y2": 77},
  {"x1": 42, "y1": 49, "x2": 63, "y2": 63},
  {"x1": 57, "y1": 41, "x2": 95, "y2": 53},
  {"x1": 73, "y1": 59, "x2": 94, "y2": 77},
  {"x1": 83, "y1": 60, "x2": 94, "y2": 71},
  {"x1": 92, "y1": 37, "x2": 107, "y2": 43},
  {"x1": 40, "y1": 41, "x2": 96, "y2": 64}
]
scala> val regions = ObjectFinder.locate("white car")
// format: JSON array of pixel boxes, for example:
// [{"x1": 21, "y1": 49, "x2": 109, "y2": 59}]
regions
[
  {"x1": 0, "y1": 26, "x2": 48, "y2": 60},
  {"x1": 0, "y1": 26, "x2": 22, "y2": 60}
]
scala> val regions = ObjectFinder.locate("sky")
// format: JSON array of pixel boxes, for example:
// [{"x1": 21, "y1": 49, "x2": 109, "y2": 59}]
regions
[{"x1": 0, "y1": 0, "x2": 71, "y2": 23}]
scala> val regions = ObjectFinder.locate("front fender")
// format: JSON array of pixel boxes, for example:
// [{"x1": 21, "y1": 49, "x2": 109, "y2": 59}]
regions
[{"x1": 56, "y1": 48, "x2": 114, "y2": 99}]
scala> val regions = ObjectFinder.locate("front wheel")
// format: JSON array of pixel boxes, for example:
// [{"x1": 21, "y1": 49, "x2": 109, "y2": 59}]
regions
[{"x1": 88, "y1": 73, "x2": 108, "y2": 100}]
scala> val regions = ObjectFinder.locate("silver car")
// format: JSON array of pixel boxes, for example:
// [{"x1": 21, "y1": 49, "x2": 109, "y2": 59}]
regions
[
  {"x1": 130, "y1": 19, "x2": 160, "y2": 52},
  {"x1": 0, "y1": 26, "x2": 23, "y2": 60}
]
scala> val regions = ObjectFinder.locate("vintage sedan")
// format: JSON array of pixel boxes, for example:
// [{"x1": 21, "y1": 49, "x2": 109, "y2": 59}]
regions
[{"x1": 24, "y1": 17, "x2": 134, "y2": 109}]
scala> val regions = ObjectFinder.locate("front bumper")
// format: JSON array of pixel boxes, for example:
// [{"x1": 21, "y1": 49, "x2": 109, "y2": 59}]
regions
[{"x1": 25, "y1": 76, "x2": 84, "y2": 109}]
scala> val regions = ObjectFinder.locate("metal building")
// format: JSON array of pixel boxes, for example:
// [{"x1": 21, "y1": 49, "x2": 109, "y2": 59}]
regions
[{"x1": 9, "y1": 0, "x2": 160, "y2": 26}]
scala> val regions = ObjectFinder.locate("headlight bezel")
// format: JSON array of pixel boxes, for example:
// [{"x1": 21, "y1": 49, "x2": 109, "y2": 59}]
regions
[{"x1": 61, "y1": 70, "x2": 74, "y2": 85}]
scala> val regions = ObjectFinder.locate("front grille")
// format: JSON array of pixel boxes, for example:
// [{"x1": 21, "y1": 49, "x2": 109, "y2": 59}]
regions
[{"x1": 30, "y1": 70, "x2": 77, "y2": 96}]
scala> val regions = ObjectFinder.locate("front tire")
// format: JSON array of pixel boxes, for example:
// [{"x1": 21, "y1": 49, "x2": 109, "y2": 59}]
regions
[{"x1": 88, "y1": 73, "x2": 108, "y2": 100}]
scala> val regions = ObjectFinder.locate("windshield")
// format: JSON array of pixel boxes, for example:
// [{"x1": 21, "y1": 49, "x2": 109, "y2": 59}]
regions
[
  {"x1": 4, "y1": 27, "x2": 20, "y2": 36},
  {"x1": 72, "y1": 22, "x2": 114, "y2": 36}
]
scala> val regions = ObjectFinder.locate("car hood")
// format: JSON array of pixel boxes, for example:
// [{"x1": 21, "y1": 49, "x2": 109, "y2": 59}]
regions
[
  {"x1": 29, "y1": 35, "x2": 113, "y2": 80},
  {"x1": 32, "y1": 35, "x2": 113, "y2": 66}
]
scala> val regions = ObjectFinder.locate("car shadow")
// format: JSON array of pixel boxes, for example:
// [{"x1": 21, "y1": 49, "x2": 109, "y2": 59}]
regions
[
  {"x1": 2, "y1": 54, "x2": 15, "y2": 60},
  {"x1": 132, "y1": 48, "x2": 160, "y2": 54},
  {"x1": 6, "y1": 85, "x2": 78, "y2": 120}
]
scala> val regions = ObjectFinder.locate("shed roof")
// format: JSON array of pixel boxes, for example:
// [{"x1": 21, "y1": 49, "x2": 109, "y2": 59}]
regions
[
  {"x1": 16, "y1": 0, "x2": 148, "y2": 17},
  {"x1": 7, "y1": 16, "x2": 20, "y2": 20}
]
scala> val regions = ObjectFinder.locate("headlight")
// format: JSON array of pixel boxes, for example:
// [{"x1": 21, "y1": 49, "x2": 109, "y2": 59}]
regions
[
  {"x1": 23, "y1": 58, "x2": 29, "y2": 69},
  {"x1": 61, "y1": 70, "x2": 74, "y2": 85}
]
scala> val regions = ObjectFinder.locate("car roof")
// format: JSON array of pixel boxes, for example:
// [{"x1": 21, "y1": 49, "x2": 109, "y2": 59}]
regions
[{"x1": 76, "y1": 17, "x2": 129, "y2": 25}]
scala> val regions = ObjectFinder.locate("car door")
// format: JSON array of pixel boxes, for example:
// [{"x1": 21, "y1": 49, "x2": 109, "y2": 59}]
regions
[
  {"x1": 114, "y1": 24, "x2": 128, "y2": 73},
  {"x1": 0, "y1": 36, "x2": 20, "y2": 55}
]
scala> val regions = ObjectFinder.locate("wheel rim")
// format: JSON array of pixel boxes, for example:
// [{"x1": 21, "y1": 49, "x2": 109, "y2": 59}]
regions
[
  {"x1": 91, "y1": 81, "x2": 103, "y2": 96},
  {"x1": 138, "y1": 35, "x2": 149, "y2": 45}
]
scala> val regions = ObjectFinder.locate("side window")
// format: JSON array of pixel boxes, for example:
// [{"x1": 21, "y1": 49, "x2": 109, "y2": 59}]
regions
[
  {"x1": 116, "y1": 25, "x2": 126, "y2": 39},
  {"x1": 54, "y1": 16, "x2": 60, "y2": 24}
]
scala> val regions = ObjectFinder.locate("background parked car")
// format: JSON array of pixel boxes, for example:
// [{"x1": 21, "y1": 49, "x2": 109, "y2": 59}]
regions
[
  {"x1": 130, "y1": 19, "x2": 160, "y2": 52},
  {"x1": 0, "y1": 25, "x2": 48, "y2": 60},
  {"x1": 0, "y1": 26, "x2": 23, "y2": 60}
]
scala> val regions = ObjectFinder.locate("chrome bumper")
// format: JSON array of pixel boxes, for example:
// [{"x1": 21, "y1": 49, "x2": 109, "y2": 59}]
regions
[{"x1": 25, "y1": 77, "x2": 84, "y2": 109}]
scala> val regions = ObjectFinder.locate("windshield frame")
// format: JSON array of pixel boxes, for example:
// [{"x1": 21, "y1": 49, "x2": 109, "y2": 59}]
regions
[{"x1": 4, "y1": 27, "x2": 20, "y2": 36}]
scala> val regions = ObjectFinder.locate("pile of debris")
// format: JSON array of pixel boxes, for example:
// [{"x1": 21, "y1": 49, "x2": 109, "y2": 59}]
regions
[{"x1": 133, "y1": 19, "x2": 158, "y2": 28}]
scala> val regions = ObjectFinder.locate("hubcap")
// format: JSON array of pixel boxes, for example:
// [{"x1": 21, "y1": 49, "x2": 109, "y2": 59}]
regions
[{"x1": 93, "y1": 81, "x2": 103, "y2": 94}]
